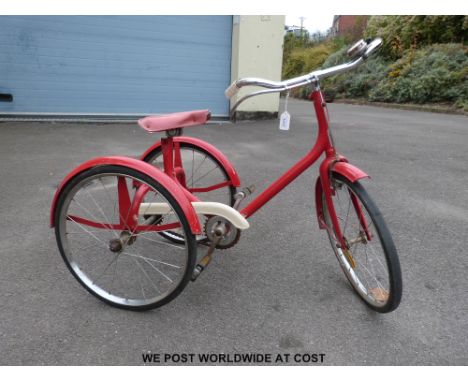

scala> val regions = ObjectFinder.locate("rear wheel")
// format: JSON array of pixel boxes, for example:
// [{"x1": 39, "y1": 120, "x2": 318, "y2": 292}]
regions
[
  {"x1": 54, "y1": 165, "x2": 197, "y2": 311},
  {"x1": 143, "y1": 142, "x2": 236, "y2": 244},
  {"x1": 321, "y1": 173, "x2": 402, "y2": 313}
]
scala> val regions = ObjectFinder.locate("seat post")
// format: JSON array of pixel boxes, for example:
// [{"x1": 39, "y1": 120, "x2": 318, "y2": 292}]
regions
[
  {"x1": 173, "y1": 141, "x2": 187, "y2": 188},
  {"x1": 160, "y1": 128, "x2": 185, "y2": 184},
  {"x1": 160, "y1": 135, "x2": 175, "y2": 178}
]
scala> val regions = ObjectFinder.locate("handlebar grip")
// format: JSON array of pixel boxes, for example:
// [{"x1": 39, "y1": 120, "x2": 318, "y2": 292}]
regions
[
  {"x1": 363, "y1": 38, "x2": 383, "y2": 59},
  {"x1": 225, "y1": 81, "x2": 239, "y2": 99},
  {"x1": 347, "y1": 39, "x2": 367, "y2": 58}
]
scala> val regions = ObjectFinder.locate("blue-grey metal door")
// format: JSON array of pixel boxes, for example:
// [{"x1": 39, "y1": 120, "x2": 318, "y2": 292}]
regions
[{"x1": 0, "y1": 16, "x2": 232, "y2": 117}]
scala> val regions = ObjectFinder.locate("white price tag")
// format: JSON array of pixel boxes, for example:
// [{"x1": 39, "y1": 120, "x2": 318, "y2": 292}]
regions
[
  {"x1": 279, "y1": 91, "x2": 291, "y2": 131},
  {"x1": 279, "y1": 111, "x2": 290, "y2": 131}
]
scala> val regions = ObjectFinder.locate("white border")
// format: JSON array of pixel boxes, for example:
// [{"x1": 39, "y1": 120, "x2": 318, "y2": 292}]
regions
[
  {"x1": 2, "y1": 365, "x2": 466, "y2": 381},
  {"x1": 1, "y1": 0, "x2": 466, "y2": 375},
  {"x1": 0, "y1": 0, "x2": 466, "y2": 15}
]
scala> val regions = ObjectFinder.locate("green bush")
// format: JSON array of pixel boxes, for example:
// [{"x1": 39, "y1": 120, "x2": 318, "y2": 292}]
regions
[
  {"x1": 369, "y1": 44, "x2": 468, "y2": 104},
  {"x1": 317, "y1": 43, "x2": 467, "y2": 108},
  {"x1": 282, "y1": 45, "x2": 334, "y2": 80},
  {"x1": 282, "y1": 32, "x2": 314, "y2": 71},
  {"x1": 282, "y1": 38, "x2": 346, "y2": 80},
  {"x1": 281, "y1": 18, "x2": 468, "y2": 109},
  {"x1": 365, "y1": 16, "x2": 468, "y2": 60},
  {"x1": 321, "y1": 46, "x2": 349, "y2": 68},
  {"x1": 321, "y1": 47, "x2": 390, "y2": 99}
]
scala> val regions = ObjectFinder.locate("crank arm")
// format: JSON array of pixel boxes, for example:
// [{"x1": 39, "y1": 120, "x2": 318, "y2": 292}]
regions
[{"x1": 191, "y1": 222, "x2": 226, "y2": 281}]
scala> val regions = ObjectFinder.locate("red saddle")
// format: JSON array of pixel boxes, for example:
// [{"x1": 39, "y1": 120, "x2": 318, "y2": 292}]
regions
[{"x1": 138, "y1": 109, "x2": 211, "y2": 133}]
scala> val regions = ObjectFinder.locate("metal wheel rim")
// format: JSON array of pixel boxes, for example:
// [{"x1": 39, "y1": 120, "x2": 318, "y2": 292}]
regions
[
  {"x1": 57, "y1": 172, "x2": 191, "y2": 307},
  {"x1": 323, "y1": 180, "x2": 391, "y2": 308}
]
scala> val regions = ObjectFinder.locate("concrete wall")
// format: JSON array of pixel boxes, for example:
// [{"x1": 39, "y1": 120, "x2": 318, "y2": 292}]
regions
[{"x1": 230, "y1": 15, "x2": 285, "y2": 119}]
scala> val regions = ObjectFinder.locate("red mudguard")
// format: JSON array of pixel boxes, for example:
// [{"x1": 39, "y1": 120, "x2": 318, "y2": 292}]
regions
[
  {"x1": 140, "y1": 136, "x2": 241, "y2": 188},
  {"x1": 315, "y1": 160, "x2": 369, "y2": 229},
  {"x1": 50, "y1": 156, "x2": 202, "y2": 234}
]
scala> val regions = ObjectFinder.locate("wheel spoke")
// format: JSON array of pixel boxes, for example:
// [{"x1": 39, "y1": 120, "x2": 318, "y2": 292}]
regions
[
  {"x1": 123, "y1": 251, "x2": 174, "y2": 283},
  {"x1": 84, "y1": 185, "x2": 118, "y2": 238},
  {"x1": 133, "y1": 233, "x2": 186, "y2": 250},
  {"x1": 130, "y1": 256, "x2": 162, "y2": 294},
  {"x1": 70, "y1": 242, "x2": 98, "y2": 255},
  {"x1": 94, "y1": 252, "x2": 121, "y2": 284},
  {"x1": 99, "y1": 178, "x2": 118, "y2": 224},
  {"x1": 191, "y1": 164, "x2": 221, "y2": 185},
  {"x1": 359, "y1": 255, "x2": 386, "y2": 293},
  {"x1": 342, "y1": 194, "x2": 352, "y2": 236},
  {"x1": 121, "y1": 251, "x2": 181, "y2": 269},
  {"x1": 190, "y1": 153, "x2": 208, "y2": 186},
  {"x1": 366, "y1": 241, "x2": 389, "y2": 275},
  {"x1": 67, "y1": 215, "x2": 109, "y2": 248}
]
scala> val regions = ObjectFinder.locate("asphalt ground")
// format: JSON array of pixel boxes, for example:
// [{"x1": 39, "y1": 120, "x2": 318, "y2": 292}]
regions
[{"x1": 0, "y1": 100, "x2": 467, "y2": 365}]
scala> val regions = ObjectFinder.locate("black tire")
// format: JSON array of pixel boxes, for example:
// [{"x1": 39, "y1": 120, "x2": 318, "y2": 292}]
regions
[
  {"x1": 54, "y1": 165, "x2": 197, "y2": 311},
  {"x1": 321, "y1": 173, "x2": 402, "y2": 313},
  {"x1": 143, "y1": 142, "x2": 236, "y2": 243}
]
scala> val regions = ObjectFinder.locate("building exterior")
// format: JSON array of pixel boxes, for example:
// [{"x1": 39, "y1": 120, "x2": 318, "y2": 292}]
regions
[
  {"x1": 230, "y1": 15, "x2": 284, "y2": 120},
  {"x1": 331, "y1": 16, "x2": 368, "y2": 40},
  {"x1": 0, "y1": 15, "x2": 284, "y2": 120}
]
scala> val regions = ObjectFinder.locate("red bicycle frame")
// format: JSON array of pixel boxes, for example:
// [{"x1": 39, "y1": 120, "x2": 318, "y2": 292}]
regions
[
  {"x1": 239, "y1": 90, "x2": 352, "y2": 248},
  {"x1": 240, "y1": 90, "x2": 334, "y2": 218},
  {"x1": 50, "y1": 90, "x2": 371, "y2": 251},
  {"x1": 157, "y1": 88, "x2": 371, "y2": 250}
]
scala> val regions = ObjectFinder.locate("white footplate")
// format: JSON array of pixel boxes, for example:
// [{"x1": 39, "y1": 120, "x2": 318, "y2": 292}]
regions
[{"x1": 138, "y1": 202, "x2": 249, "y2": 230}]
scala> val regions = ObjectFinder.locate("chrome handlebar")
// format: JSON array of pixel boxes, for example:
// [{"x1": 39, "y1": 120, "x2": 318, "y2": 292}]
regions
[{"x1": 225, "y1": 38, "x2": 383, "y2": 115}]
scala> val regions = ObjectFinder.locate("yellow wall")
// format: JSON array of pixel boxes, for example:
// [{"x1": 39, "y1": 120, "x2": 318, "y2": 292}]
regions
[{"x1": 230, "y1": 15, "x2": 285, "y2": 114}]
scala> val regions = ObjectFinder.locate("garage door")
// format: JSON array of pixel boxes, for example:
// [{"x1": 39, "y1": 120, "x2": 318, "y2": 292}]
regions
[{"x1": 0, "y1": 16, "x2": 232, "y2": 118}]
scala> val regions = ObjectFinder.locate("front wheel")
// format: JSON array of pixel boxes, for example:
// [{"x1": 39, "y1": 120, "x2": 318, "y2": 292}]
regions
[{"x1": 320, "y1": 173, "x2": 402, "y2": 313}]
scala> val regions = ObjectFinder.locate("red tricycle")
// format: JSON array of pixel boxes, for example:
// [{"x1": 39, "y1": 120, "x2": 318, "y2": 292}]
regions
[{"x1": 50, "y1": 38, "x2": 402, "y2": 313}]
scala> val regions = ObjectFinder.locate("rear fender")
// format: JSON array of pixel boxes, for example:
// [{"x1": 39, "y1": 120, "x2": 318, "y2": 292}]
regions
[
  {"x1": 141, "y1": 136, "x2": 241, "y2": 187},
  {"x1": 50, "y1": 156, "x2": 202, "y2": 234}
]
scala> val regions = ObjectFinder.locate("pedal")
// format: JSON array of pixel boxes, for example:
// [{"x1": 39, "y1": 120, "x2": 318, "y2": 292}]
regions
[
  {"x1": 233, "y1": 184, "x2": 256, "y2": 210},
  {"x1": 243, "y1": 184, "x2": 256, "y2": 195},
  {"x1": 191, "y1": 222, "x2": 226, "y2": 281}
]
